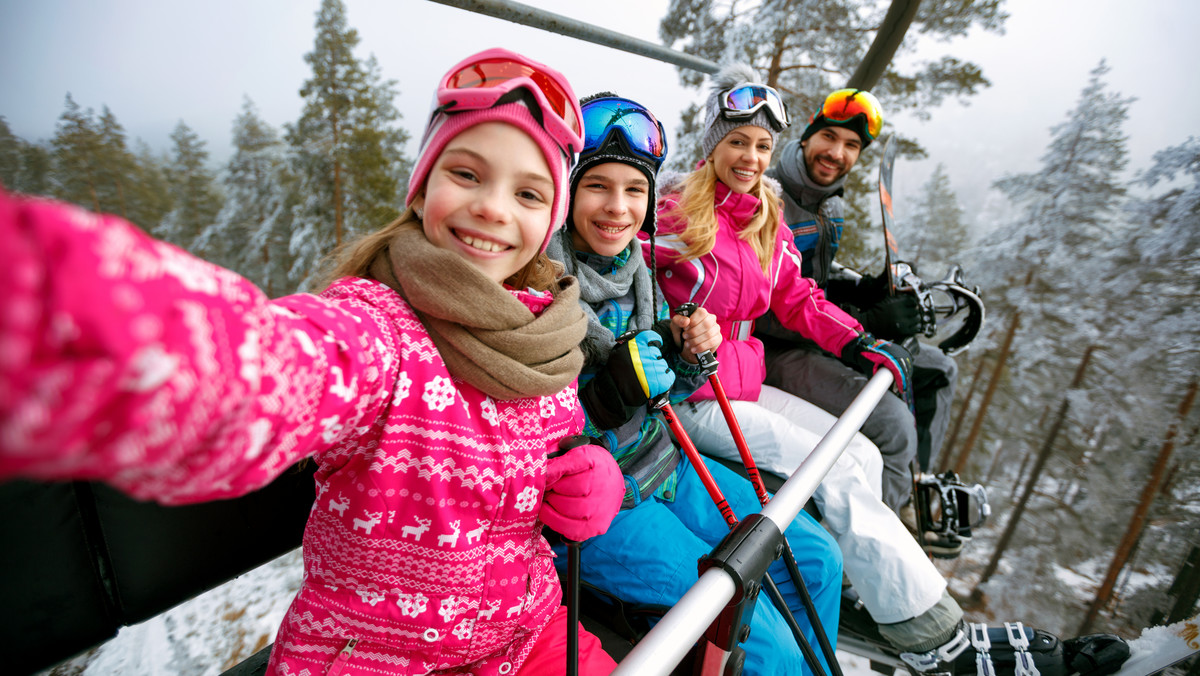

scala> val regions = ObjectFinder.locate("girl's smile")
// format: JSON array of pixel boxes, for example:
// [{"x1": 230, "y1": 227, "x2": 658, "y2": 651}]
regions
[{"x1": 412, "y1": 121, "x2": 554, "y2": 283}]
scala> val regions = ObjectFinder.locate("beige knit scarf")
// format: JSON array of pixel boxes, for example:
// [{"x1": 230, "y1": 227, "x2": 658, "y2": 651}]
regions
[{"x1": 368, "y1": 220, "x2": 586, "y2": 401}]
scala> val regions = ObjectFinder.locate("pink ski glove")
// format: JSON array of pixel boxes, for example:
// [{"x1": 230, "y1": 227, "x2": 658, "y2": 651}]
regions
[{"x1": 540, "y1": 443, "x2": 623, "y2": 542}]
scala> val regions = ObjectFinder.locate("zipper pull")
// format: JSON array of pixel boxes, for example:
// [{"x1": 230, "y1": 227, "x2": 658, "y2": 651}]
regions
[{"x1": 327, "y1": 638, "x2": 358, "y2": 676}]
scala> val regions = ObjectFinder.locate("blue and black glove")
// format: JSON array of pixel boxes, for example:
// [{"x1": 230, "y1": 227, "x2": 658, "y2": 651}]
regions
[
  {"x1": 581, "y1": 330, "x2": 676, "y2": 430},
  {"x1": 840, "y1": 333, "x2": 915, "y2": 410}
]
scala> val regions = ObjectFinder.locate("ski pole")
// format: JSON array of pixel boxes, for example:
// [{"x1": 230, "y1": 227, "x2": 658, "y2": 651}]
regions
[
  {"x1": 566, "y1": 539, "x2": 580, "y2": 676},
  {"x1": 657, "y1": 400, "x2": 828, "y2": 676},
  {"x1": 674, "y1": 304, "x2": 844, "y2": 676},
  {"x1": 704, "y1": 371, "x2": 844, "y2": 676}
]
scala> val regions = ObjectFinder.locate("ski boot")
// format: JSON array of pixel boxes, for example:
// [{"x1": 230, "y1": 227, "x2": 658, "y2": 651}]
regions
[{"x1": 899, "y1": 620, "x2": 1130, "y2": 675}]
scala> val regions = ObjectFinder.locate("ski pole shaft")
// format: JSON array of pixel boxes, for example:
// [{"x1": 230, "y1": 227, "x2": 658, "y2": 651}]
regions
[
  {"x1": 761, "y1": 573, "x2": 827, "y2": 676},
  {"x1": 566, "y1": 539, "x2": 580, "y2": 676},
  {"x1": 659, "y1": 402, "x2": 738, "y2": 529},
  {"x1": 708, "y1": 372, "x2": 771, "y2": 506}
]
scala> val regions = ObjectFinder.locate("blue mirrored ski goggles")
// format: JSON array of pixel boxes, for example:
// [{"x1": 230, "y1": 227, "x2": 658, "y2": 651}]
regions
[
  {"x1": 720, "y1": 83, "x2": 790, "y2": 129},
  {"x1": 581, "y1": 96, "x2": 668, "y2": 167}
]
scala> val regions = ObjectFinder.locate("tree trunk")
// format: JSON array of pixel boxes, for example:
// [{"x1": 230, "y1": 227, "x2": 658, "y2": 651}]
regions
[
  {"x1": 954, "y1": 311, "x2": 1020, "y2": 475},
  {"x1": 1079, "y1": 378, "x2": 1199, "y2": 633},
  {"x1": 973, "y1": 346, "x2": 1096, "y2": 596},
  {"x1": 940, "y1": 353, "x2": 989, "y2": 472}
]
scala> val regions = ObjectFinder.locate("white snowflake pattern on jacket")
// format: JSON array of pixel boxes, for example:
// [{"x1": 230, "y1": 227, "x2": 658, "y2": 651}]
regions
[{"x1": 0, "y1": 192, "x2": 583, "y2": 675}]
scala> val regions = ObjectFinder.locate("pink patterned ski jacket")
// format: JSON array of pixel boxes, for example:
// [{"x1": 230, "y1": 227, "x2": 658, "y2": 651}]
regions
[
  {"x1": 646, "y1": 180, "x2": 863, "y2": 402},
  {"x1": 0, "y1": 192, "x2": 580, "y2": 675}
]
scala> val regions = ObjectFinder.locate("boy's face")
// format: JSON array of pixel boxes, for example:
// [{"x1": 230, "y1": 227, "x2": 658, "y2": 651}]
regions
[
  {"x1": 412, "y1": 122, "x2": 553, "y2": 284},
  {"x1": 570, "y1": 162, "x2": 650, "y2": 258}
]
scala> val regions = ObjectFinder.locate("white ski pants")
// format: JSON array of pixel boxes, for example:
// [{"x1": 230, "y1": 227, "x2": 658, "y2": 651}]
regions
[{"x1": 676, "y1": 385, "x2": 946, "y2": 624}]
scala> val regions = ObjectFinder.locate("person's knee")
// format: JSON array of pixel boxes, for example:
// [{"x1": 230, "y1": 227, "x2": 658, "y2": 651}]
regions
[{"x1": 864, "y1": 395, "x2": 918, "y2": 458}]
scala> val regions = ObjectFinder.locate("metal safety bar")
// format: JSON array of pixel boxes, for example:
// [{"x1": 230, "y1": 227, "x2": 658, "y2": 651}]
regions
[
  {"x1": 426, "y1": 0, "x2": 720, "y2": 74},
  {"x1": 611, "y1": 369, "x2": 895, "y2": 675}
]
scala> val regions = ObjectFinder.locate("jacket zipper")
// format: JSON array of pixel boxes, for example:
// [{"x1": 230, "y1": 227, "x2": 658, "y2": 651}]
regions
[{"x1": 326, "y1": 637, "x2": 359, "y2": 676}]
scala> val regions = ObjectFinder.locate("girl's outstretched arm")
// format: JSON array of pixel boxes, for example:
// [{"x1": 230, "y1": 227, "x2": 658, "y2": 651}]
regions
[{"x1": 0, "y1": 191, "x2": 393, "y2": 504}]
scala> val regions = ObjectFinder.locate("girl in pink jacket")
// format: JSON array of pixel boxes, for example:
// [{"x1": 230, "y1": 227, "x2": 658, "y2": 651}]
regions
[{"x1": 0, "y1": 48, "x2": 623, "y2": 676}]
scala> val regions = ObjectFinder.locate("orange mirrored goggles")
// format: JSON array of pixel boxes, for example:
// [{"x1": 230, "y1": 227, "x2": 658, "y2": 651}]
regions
[{"x1": 817, "y1": 89, "x2": 883, "y2": 141}]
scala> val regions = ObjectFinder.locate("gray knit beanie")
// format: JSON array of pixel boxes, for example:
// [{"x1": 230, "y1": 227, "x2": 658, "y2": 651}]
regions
[{"x1": 700, "y1": 63, "x2": 787, "y2": 159}]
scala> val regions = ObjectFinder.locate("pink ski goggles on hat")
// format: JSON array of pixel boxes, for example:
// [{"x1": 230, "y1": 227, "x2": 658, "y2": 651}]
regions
[{"x1": 436, "y1": 48, "x2": 584, "y2": 159}]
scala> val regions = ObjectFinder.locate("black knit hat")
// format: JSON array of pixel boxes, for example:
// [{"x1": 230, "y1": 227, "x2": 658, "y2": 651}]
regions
[{"x1": 568, "y1": 92, "x2": 662, "y2": 234}]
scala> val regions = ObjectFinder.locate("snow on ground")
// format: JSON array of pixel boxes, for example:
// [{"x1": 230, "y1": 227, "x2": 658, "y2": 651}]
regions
[{"x1": 40, "y1": 550, "x2": 303, "y2": 676}]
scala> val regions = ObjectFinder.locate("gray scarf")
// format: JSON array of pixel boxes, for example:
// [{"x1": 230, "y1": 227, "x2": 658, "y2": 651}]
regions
[
  {"x1": 775, "y1": 139, "x2": 848, "y2": 212},
  {"x1": 545, "y1": 227, "x2": 656, "y2": 365}
]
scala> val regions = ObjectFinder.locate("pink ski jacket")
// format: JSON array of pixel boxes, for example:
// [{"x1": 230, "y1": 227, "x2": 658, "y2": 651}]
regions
[
  {"x1": 646, "y1": 179, "x2": 863, "y2": 402},
  {"x1": 0, "y1": 193, "x2": 579, "y2": 675}
]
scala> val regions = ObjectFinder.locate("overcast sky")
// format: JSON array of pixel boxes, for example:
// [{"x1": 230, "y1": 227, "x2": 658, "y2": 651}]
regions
[{"x1": 3, "y1": 0, "x2": 1198, "y2": 227}]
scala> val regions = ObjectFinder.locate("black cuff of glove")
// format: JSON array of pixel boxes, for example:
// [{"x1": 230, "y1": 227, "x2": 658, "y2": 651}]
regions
[{"x1": 580, "y1": 370, "x2": 643, "y2": 431}]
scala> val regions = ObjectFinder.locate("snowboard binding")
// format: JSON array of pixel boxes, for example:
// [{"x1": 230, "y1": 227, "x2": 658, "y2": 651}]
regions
[
  {"x1": 914, "y1": 471, "x2": 990, "y2": 539},
  {"x1": 889, "y1": 262, "x2": 986, "y2": 357}
]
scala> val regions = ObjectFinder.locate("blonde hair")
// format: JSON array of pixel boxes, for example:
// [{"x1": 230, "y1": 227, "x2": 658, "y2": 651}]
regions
[
  {"x1": 318, "y1": 206, "x2": 561, "y2": 293},
  {"x1": 665, "y1": 161, "x2": 784, "y2": 272}
]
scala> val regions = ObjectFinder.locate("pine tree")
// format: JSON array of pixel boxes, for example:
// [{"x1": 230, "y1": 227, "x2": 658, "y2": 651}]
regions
[
  {"x1": 1064, "y1": 137, "x2": 1200, "y2": 630},
  {"x1": 157, "y1": 120, "x2": 222, "y2": 251},
  {"x1": 50, "y1": 94, "x2": 105, "y2": 212},
  {"x1": 960, "y1": 63, "x2": 1141, "y2": 628},
  {"x1": 904, "y1": 163, "x2": 969, "y2": 272},
  {"x1": 127, "y1": 141, "x2": 172, "y2": 233},
  {"x1": 286, "y1": 0, "x2": 409, "y2": 290},
  {"x1": 196, "y1": 97, "x2": 295, "y2": 295},
  {"x1": 972, "y1": 61, "x2": 1134, "y2": 452},
  {"x1": 93, "y1": 106, "x2": 140, "y2": 220},
  {"x1": 17, "y1": 142, "x2": 52, "y2": 197},
  {"x1": 0, "y1": 117, "x2": 20, "y2": 189}
]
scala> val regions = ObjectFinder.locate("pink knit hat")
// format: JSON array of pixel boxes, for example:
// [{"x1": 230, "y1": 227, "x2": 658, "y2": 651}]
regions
[{"x1": 406, "y1": 101, "x2": 571, "y2": 253}]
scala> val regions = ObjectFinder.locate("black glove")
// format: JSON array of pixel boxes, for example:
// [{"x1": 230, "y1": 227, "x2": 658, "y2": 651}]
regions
[
  {"x1": 827, "y1": 271, "x2": 889, "y2": 308},
  {"x1": 856, "y1": 293, "x2": 922, "y2": 341},
  {"x1": 580, "y1": 331, "x2": 675, "y2": 430},
  {"x1": 840, "y1": 333, "x2": 915, "y2": 410}
]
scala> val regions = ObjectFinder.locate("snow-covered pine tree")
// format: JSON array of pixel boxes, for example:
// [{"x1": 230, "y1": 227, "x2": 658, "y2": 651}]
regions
[
  {"x1": 194, "y1": 97, "x2": 294, "y2": 293},
  {"x1": 1075, "y1": 137, "x2": 1200, "y2": 630},
  {"x1": 157, "y1": 121, "x2": 223, "y2": 251},
  {"x1": 960, "y1": 62, "x2": 1144, "y2": 633},
  {"x1": 903, "y1": 162, "x2": 969, "y2": 273},
  {"x1": 285, "y1": 0, "x2": 409, "y2": 291}
]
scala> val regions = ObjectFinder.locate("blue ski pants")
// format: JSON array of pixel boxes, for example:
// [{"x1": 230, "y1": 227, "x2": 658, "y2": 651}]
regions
[{"x1": 559, "y1": 455, "x2": 842, "y2": 675}]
